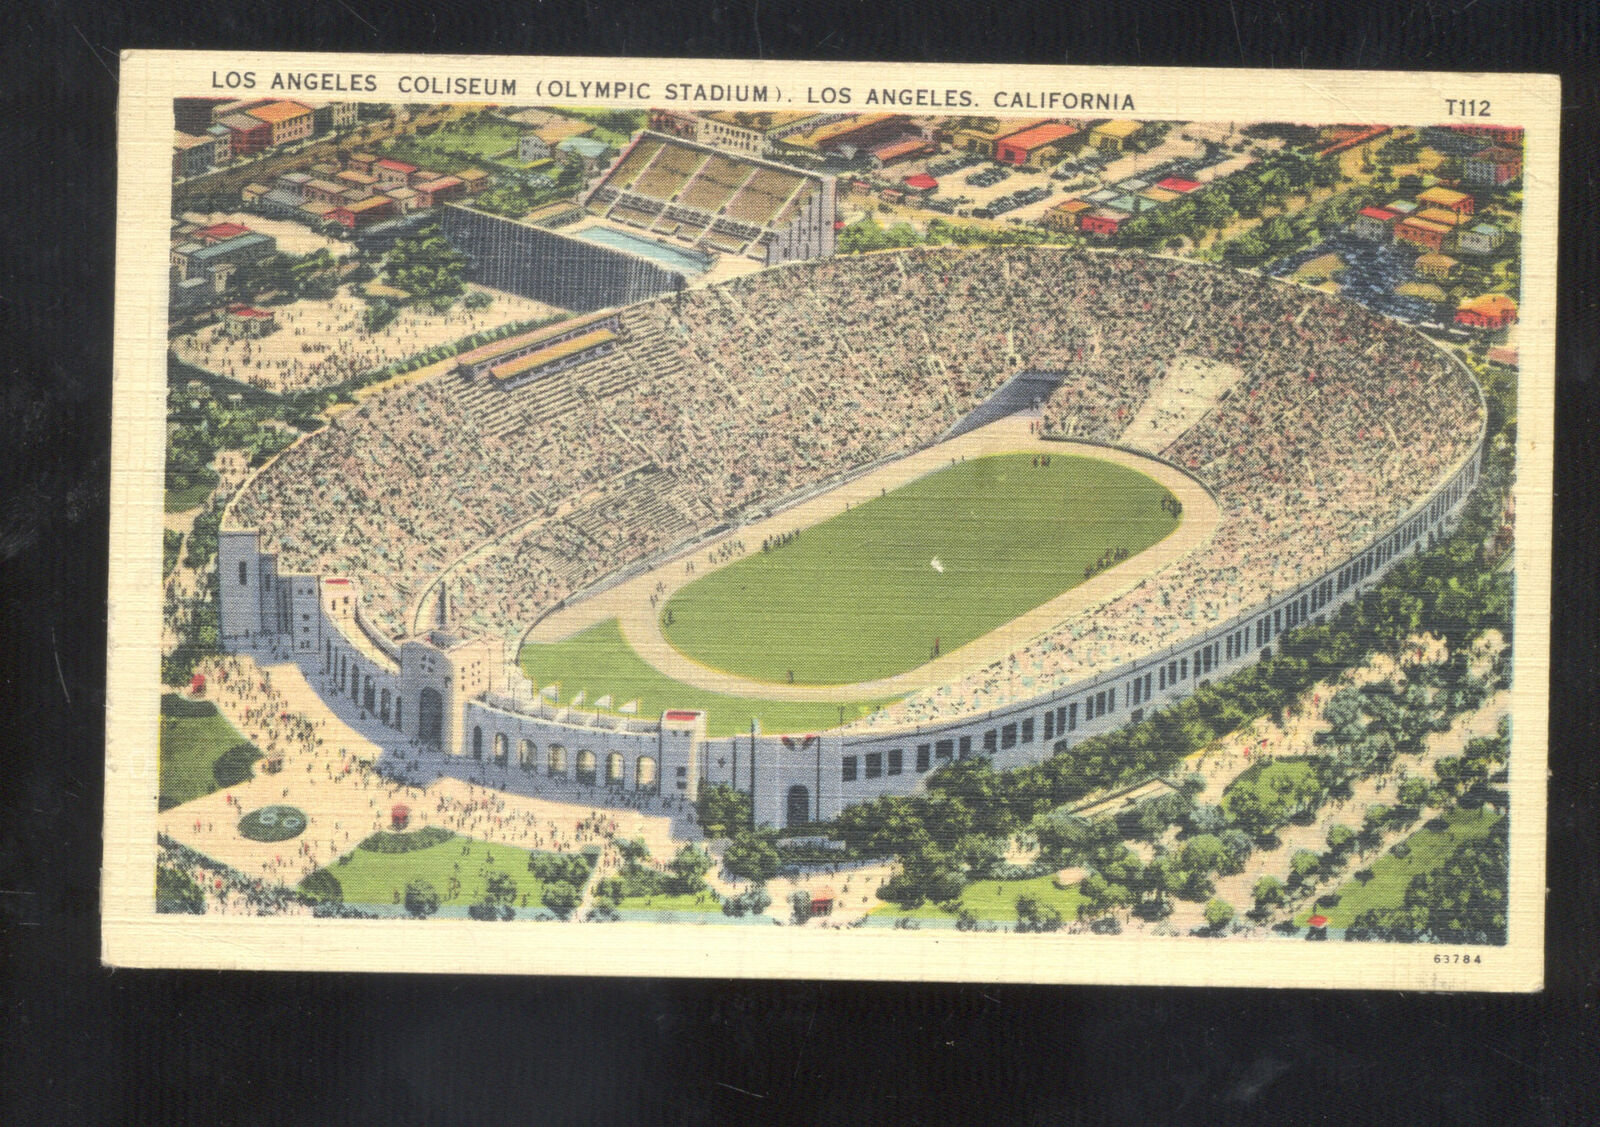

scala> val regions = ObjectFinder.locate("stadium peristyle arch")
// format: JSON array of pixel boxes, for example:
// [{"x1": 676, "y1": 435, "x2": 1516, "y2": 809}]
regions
[{"x1": 217, "y1": 247, "x2": 1486, "y2": 828}]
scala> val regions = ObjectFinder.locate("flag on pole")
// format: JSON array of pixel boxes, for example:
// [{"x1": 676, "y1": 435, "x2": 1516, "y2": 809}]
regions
[
  {"x1": 540, "y1": 683, "x2": 559, "y2": 699},
  {"x1": 619, "y1": 700, "x2": 639, "y2": 715},
  {"x1": 595, "y1": 694, "x2": 613, "y2": 709},
  {"x1": 571, "y1": 690, "x2": 585, "y2": 706}
]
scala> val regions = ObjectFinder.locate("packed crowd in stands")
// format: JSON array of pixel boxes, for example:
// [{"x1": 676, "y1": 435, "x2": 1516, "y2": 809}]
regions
[{"x1": 229, "y1": 247, "x2": 1481, "y2": 727}]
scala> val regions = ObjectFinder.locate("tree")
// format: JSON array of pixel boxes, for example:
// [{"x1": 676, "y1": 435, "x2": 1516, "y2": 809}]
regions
[
  {"x1": 1325, "y1": 823, "x2": 1356, "y2": 858},
  {"x1": 470, "y1": 871, "x2": 519, "y2": 920},
  {"x1": 1359, "y1": 805, "x2": 1391, "y2": 856},
  {"x1": 156, "y1": 864, "x2": 206, "y2": 914},
  {"x1": 1204, "y1": 898, "x2": 1235, "y2": 933},
  {"x1": 721, "y1": 885, "x2": 772, "y2": 918},
  {"x1": 722, "y1": 828, "x2": 781, "y2": 883},
  {"x1": 790, "y1": 890, "x2": 813, "y2": 925},
  {"x1": 1289, "y1": 849, "x2": 1322, "y2": 887},
  {"x1": 666, "y1": 845, "x2": 713, "y2": 895},
  {"x1": 1251, "y1": 875, "x2": 1287, "y2": 914},
  {"x1": 695, "y1": 783, "x2": 752, "y2": 838},
  {"x1": 404, "y1": 878, "x2": 440, "y2": 919},
  {"x1": 540, "y1": 880, "x2": 580, "y2": 920},
  {"x1": 1015, "y1": 894, "x2": 1063, "y2": 933}
]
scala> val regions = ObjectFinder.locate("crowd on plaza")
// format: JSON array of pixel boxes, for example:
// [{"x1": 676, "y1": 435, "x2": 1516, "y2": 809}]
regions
[{"x1": 229, "y1": 247, "x2": 1480, "y2": 726}]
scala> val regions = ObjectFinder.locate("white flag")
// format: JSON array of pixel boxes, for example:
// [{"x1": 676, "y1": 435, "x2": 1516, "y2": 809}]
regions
[
  {"x1": 595, "y1": 694, "x2": 613, "y2": 709},
  {"x1": 571, "y1": 690, "x2": 585, "y2": 706},
  {"x1": 619, "y1": 699, "x2": 639, "y2": 714},
  {"x1": 540, "y1": 683, "x2": 559, "y2": 699}
]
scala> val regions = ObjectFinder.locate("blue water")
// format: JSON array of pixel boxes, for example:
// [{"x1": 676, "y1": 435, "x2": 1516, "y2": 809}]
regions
[{"x1": 574, "y1": 226, "x2": 713, "y2": 274}]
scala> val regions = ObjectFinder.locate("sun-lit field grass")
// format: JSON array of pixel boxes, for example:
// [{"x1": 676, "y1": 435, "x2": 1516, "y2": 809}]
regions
[
  {"x1": 520, "y1": 620, "x2": 899, "y2": 738},
  {"x1": 158, "y1": 693, "x2": 259, "y2": 811},
  {"x1": 871, "y1": 873, "x2": 1089, "y2": 925},
  {"x1": 1296, "y1": 807, "x2": 1503, "y2": 929},
  {"x1": 660, "y1": 452, "x2": 1178, "y2": 685}
]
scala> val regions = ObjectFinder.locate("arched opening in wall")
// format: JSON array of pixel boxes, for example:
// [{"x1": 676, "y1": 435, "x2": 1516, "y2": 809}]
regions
[
  {"x1": 351, "y1": 666, "x2": 361, "y2": 702},
  {"x1": 363, "y1": 679, "x2": 375, "y2": 714},
  {"x1": 418, "y1": 688, "x2": 443, "y2": 748},
  {"x1": 787, "y1": 785, "x2": 812, "y2": 828},
  {"x1": 605, "y1": 752, "x2": 624, "y2": 787},
  {"x1": 472, "y1": 726, "x2": 483, "y2": 760},
  {"x1": 393, "y1": 697, "x2": 402, "y2": 730},
  {"x1": 575, "y1": 750, "x2": 597, "y2": 785},
  {"x1": 494, "y1": 732, "x2": 508, "y2": 765},
  {"x1": 519, "y1": 739, "x2": 537, "y2": 771},
  {"x1": 325, "y1": 640, "x2": 332, "y2": 670},
  {"x1": 547, "y1": 745, "x2": 567, "y2": 777},
  {"x1": 635, "y1": 756, "x2": 658, "y2": 791},
  {"x1": 380, "y1": 688, "x2": 391, "y2": 725}
]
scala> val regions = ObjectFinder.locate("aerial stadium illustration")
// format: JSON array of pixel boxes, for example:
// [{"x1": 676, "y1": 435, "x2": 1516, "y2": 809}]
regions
[{"x1": 158, "y1": 105, "x2": 1518, "y2": 934}]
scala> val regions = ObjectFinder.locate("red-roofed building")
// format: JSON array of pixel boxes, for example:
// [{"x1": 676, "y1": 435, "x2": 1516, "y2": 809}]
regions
[
  {"x1": 994, "y1": 121, "x2": 1080, "y2": 167},
  {"x1": 1154, "y1": 176, "x2": 1201, "y2": 193},
  {"x1": 902, "y1": 172, "x2": 938, "y2": 193},
  {"x1": 867, "y1": 136, "x2": 935, "y2": 167},
  {"x1": 413, "y1": 175, "x2": 465, "y2": 208},
  {"x1": 328, "y1": 195, "x2": 398, "y2": 229},
  {"x1": 223, "y1": 303, "x2": 277, "y2": 336},
  {"x1": 374, "y1": 158, "x2": 418, "y2": 188},
  {"x1": 1350, "y1": 206, "x2": 1399, "y2": 241},
  {"x1": 1080, "y1": 208, "x2": 1127, "y2": 237},
  {"x1": 1394, "y1": 216, "x2": 1450, "y2": 252},
  {"x1": 193, "y1": 222, "x2": 252, "y2": 245},
  {"x1": 1454, "y1": 293, "x2": 1518, "y2": 331}
]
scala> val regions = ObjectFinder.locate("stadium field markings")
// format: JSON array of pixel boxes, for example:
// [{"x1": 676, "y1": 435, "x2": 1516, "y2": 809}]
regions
[{"x1": 526, "y1": 417, "x2": 1222, "y2": 704}]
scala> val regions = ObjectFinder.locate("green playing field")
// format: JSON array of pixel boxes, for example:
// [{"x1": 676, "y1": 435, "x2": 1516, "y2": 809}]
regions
[{"x1": 658, "y1": 452, "x2": 1179, "y2": 685}]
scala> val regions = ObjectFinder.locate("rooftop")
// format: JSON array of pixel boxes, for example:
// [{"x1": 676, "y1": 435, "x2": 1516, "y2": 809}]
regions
[
  {"x1": 490, "y1": 329, "x2": 617, "y2": 382},
  {"x1": 245, "y1": 100, "x2": 313, "y2": 125},
  {"x1": 1092, "y1": 119, "x2": 1144, "y2": 139},
  {"x1": 1417, "y1": 186, "x2": 1472, "y2": 207},
  {"x1": 996, "y1": 121, "x2": 1079, "y2": 150}
]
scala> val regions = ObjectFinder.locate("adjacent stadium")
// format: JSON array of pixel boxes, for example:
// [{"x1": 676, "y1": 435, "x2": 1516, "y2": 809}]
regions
[{"x1": 219, "y1": 246, "x2": 1486, "y2": 826}]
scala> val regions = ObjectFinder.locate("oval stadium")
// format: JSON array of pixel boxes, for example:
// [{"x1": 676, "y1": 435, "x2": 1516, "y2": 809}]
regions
[{"x1": 218, "y1": 247, "x2": 1485, "y2": 828}]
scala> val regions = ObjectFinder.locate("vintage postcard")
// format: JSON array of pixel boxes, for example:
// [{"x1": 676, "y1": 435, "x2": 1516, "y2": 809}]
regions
[{"x1": 105, "y1": 52, "x2": 1556, "y2": 988}]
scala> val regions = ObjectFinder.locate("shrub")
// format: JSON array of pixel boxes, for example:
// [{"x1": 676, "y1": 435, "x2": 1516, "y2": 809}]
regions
[
  {"x1": 540, "y1": 880, "x2": 581, "y2": 920},
  {"x1": 301, "y1": 869, "x2": 343, "y2": 903},
  {"x1": 721, "y1": 886, "x2": 772, "y2": 918},
  {"x1": 211, "y1": 742, "x2": 262, "y2": 788},
  {"x1": 156, "y1": 864, "x2": 205, "y2": 914},
  {"x1": 360, "y1": 826, "x2": 454, "y2": 854},
  {"x1": 403, "y1": 883, "x2": 441, "y2": 915}
]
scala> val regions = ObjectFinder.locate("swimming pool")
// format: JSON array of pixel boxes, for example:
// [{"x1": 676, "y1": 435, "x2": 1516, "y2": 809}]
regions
[{"x1": 573, "y1": 226, "x2": 713, "y2": 275}]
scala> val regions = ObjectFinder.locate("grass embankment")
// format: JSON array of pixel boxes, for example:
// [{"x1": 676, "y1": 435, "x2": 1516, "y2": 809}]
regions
[
  {"x1": 158, "y1": 693, "x2": 260, "y2": 811},
  {"x1": 1296, "y1": 807, "x2": 1504, "y2": 929}
]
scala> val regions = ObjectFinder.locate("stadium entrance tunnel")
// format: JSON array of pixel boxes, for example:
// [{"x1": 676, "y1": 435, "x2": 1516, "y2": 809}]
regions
[
  {"x1": 787, "y1": 785, "x2": 812, "y2": 828},
  {"x1": 417, "y1": 688, "x2": 443, "y2": 749}
]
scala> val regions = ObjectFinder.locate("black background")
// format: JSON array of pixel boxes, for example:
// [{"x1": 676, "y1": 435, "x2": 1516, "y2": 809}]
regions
[{"x1": 3, "y1": 2, "x2": 1596, "y2": 1122}]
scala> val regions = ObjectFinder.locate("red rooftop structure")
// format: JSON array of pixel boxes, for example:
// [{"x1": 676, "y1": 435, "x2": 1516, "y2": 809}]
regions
[
  {"x1": 902, "y1": 172, "x2": 938, "y2": 192},
  {"x1": 1154, "y1": 176, "x2": 1201, "y2": 193}
]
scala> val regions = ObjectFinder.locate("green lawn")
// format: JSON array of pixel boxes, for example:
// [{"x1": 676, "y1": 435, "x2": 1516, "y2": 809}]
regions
[
  {"x1": 379, "y1": 119, "x2": 524, "y2": 169},
  {"x1": 1223, "y1": 757, "x2": 1320, "y2": 805},
  {"x1": 871, "y1": 874, "x2": 1089, "y2": 924},
  {"x1": 158, "y1": 693, "x2": 259, "y2": 811},
  {"x1": 1296, "y1": 807, "x2": 1504, "y2": 929},
  {"x1": 302, "y1": 832, "x2": 567, "y2": 909},
  {"x1": 660, "y1": 453, "x2": 1178, "y2": 685},
  {"x1": 165, "y1": 469, "x2": 218, "y2": 512},
  {"x1": 519, "y1": 619, "x2": 899, "y2": 738}
]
